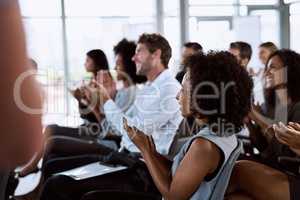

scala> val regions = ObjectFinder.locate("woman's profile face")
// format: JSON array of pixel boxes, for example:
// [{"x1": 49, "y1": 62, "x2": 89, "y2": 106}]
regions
[
  {"x1": 177, "y1": 73, "x2": 192, "y2": 117},
  {"x1": 84, "y1": 56, "x2": 96, "y2": 73},
  {"x1": 259, "y1": 47, "x2": 272, "y2": 65},
  {"x1": 115, "y1": 54, "x2": 125, "y2": 81},
  {"x1": 265, "y1": 55, "x2": 286, "y2": 89}
]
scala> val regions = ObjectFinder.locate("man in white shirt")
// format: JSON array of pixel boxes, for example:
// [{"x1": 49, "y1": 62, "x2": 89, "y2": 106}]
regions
[
  {"x1": 39, "y1": 33, "x2": 183, "y2": 200},
  {"x1": 101, "y1": 33, "x2": 183, "y2": 155}
]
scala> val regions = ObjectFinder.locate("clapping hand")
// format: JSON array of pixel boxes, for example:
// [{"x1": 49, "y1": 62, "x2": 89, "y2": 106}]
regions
[
  {"x1": 123, "y1": 118, "x2": 156, "y2": 155},
  {"x1": 274, "y1": 122, "x2": 300, "y2": 155},
  {"x1": 96, "y1": 70, "x2": 117, "y2": 100}
]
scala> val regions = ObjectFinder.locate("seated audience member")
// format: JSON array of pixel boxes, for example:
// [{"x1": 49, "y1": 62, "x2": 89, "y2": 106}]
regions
[
  {"x1": 18, "y1": 49, "x2": 110, "y2": 177},
  {"x1": 39, "y1": 51, "x2": 253, "y2": 200},
  {"x1": 72, "y1": 49, "x2": 109, "y2": 124},
  {"x1": 175, "y1": 42, "x2": 203, "y2": 142},
  {"x1": 176, "y1": 42, "x2": 203, "y2": 83},
  {"x1": 226, "y1": 50, "x2": 300, "y2": 200},
  {"x1": 19, "y1": 39, "x2": 146, "y2": 177},
  {"x1": 250, "y1": 42, "x2": 278, "y2": 103},
  {"x1": 88, "y1": 38, "x2": 147, "y2": 136},
  {"x1": 246, "y1": 49, "x2": 300, "y2": 161},
  {"x1": 89, "y1": 33, "x2": 183, "y2": 155},
  {"x1": 250, "y1": 42, "x2": 278, "y2": 78},
  {"x1": 40, "y1": 49, "x2": 109, "y2": 140},
  {"x1": 226, "y1": 122, "x2": 300, "y2": 200},
  {"x1": 259, "y1": 42, "x2": 278, "y2": 66},
  {"x1": 37, "y1": 33, "x2": 181, "y2": 180},
  {"x1": 229, "y1": 41, "x2": 252, "y2": 69}
]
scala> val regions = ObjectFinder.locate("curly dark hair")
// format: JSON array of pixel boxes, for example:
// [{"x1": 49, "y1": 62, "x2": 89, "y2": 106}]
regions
[
  {"x1": 185, "y1": 51, "x2": 253, "y2": 134},
  {"x1": 267, "y1": 49, "x2": 300, "y2": 103},
  {"x1": 113, "y1": 39, "x2": 147, "y2": 84}
]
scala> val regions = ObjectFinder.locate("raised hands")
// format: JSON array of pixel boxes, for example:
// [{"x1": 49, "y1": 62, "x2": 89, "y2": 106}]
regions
[
  {"x1": 123, "y1": 117, "x2": 156, "y2": 154},
  {"x1": 80, "y1": 70, "x2": 116, "y2": 108},
  {"x1": 273, "y1": 122, "x2": 300, "y2": 155},
  {"x1": 96, "y1": 70, "x2": 117, "y2": 100}
]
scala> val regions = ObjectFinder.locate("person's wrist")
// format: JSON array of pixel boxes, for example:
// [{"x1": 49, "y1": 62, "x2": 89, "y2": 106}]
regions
[
  {"x1": 141, "y1": 149, "x2": 151, "y2": 160},
  {"x1": 141, "y1": 147, "x2": 156, "y2": 159}
]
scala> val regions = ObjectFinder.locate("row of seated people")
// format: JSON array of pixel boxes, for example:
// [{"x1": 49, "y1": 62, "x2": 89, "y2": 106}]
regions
[{"x1": 13, "y1": 33, "x2": 300, "y2": 200}]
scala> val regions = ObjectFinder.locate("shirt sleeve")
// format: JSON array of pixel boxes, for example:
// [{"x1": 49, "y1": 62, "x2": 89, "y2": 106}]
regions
[{"x1": 103, "y1": 83, "x2": 181, "y2": 137}]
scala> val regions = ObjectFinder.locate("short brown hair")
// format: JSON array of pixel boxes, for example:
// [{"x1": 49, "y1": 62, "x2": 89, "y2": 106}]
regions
[
  {"x1": 137, "y1": 33, "x2": 172, "y2": 68},
  {"x1": 230, "y1": 41, "x2": 252, "y2": 60}
]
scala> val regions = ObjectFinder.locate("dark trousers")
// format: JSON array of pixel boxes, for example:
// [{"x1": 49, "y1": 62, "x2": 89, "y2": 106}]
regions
[
  {"x1": 42, "y1": 137, "x2": 114, "y2": 179},
  {"x1": 45, "y1": 124, "x2": 99, "y2": 141},
  {"x1": 42, "y1": 124, "x2": 117, "y2": 178},
  {"x1": 39, "y1": 156, "x2": 160, "y2": 200}
]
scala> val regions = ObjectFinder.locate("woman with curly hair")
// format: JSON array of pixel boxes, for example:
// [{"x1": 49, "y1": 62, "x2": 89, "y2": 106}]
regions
[
  {"x1": 39, "y1": 51, "x2": 253, "y2": 200},
  {"x1": 226, "y1": 49, "x2": 300, "y2": 200}
]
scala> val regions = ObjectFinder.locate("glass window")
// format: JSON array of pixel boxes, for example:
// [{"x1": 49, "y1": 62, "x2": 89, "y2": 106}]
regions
[
  {"x1": 65, "y1": 0, "x2": 155, "y2": 17},
  {"x1": 23, "y1": 19, "x2": 66, "y2": 115},
  {"x1": 290, "y1": 15, "x2": 300, "y2": 52},
  {"x1": 240, "y1": 0, "x2": 278, "y2": 5},
  {"x1": 290, "y1": 2, "x2": 300, "y2": 14},
  {"x1": 23, "y1": 19, "x2": 64, "y2": 71},
  {"x1": 189, "y1": 0, "x2": 234, "y2": 5},
  {"x1": 19, "y1": 0, "x2": 61, "y2": 17},
  {"x1": 163, "y1": 0, "x2": 180, "y2": 74},
  {"x1": 284, "y1": 0, "x2": 300, "y2": 3},
  {"x1": 189, "y1": 6, "x2": 235, "y2": 16},
  {"x1": 66, "y1": 17, "x2": 155, "y2": 81},
  {"x1": 189, "y1": 18, "x2": 234, "y2": 51},
  {"x1": 250, "y1": 10, "x2": 280, "y2": 45},
  {"x1": 164, "y1": 0, "x2": 179, "y2": 16}
]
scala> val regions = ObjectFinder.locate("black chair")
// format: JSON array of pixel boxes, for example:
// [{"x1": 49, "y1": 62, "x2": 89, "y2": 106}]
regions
[
  {"x1": 0, "y1": 172, "x2": 9, "y2": 200},
  {"x1": 278, "y1": 156, "x2": 300, "y2": 176},
  {"x1": 80, "y1": 190, "x2": 161, "y2": 200}
]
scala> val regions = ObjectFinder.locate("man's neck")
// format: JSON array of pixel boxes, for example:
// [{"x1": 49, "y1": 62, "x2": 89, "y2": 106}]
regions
[{"x1": 147, "y1": 64, "x2": 166, "y2": 82}]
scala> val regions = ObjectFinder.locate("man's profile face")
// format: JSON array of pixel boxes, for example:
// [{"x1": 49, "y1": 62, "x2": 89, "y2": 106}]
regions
[
  {"x1": 132, "y1": 43, "x2": 153, "y2": 76},
  {"x1": 229, "y1": 48, "x2": 248, "y2": 68}
]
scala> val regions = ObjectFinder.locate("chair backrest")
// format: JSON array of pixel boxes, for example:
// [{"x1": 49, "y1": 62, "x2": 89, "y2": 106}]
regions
[
  {"x1": 81, "y1": 190, "x2": 161, "y2": 200},
  {"x1": 209, "y1": 140, "x2": 243, "y2": 200},
  {"x1": 0, "y1": 172, "x2": 9, "y2": 200}
]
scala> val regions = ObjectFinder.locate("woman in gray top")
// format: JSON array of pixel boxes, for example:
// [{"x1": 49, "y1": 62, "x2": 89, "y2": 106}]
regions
[{"x1": 124, "y1": 51, "x2": 253, "y2": 200}]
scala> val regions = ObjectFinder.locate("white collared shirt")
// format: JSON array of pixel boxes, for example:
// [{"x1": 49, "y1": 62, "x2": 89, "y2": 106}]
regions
[{"x1": 103, "y1": 69, "x2": 183, "y2": 155}]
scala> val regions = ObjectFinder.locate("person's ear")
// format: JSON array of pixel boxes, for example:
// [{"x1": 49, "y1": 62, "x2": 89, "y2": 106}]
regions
[{"x1": 152, "y1": 49, "x2": 162, "y2": 61}]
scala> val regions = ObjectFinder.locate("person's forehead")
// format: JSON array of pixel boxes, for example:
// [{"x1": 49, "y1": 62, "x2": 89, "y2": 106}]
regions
[
  {"x1": 267, "y1": 56, "x2": 279, "y2": 67},
  {"x1": 259, "y1": 47, "x2": 269, "y2": 52},
  {"x1": 115, "y1": 54, "x2": 122, "y2": 61},
  {"x1": 229, "y1": 48, "x2": 241, "y2": 59},
  {"x1": 229, "y1": 48, "x2": 240, "y2": 55},
  {"x1": 269, "y1": 55, "x2": 282, "y2": 65},
  {"x1": 136, "y1": 43, "x2": 147, "y2": 51},
  {"x1": 183, "y1": 47, "x2": 196, "y2": 53}
]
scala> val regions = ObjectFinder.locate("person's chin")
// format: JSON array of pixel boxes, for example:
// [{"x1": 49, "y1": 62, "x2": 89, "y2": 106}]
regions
[{"x1": 136, "y1": 65, "x2": 142, "y2": 74}]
